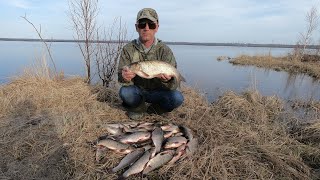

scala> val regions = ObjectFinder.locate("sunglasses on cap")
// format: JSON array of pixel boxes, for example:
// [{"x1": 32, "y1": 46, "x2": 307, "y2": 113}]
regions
[{"x1": 137, "y1": 21, "x2": 157, "y2": 29}]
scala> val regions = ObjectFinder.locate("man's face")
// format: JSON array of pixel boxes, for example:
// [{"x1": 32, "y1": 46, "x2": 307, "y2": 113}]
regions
[{"x1": 136, "y1": 18, "x2": 159, "y2": 43}]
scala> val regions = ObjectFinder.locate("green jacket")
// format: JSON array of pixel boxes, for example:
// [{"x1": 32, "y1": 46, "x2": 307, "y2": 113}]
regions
[{"x1": 118, "y1": 39, "x2": 178, "y2": 90}]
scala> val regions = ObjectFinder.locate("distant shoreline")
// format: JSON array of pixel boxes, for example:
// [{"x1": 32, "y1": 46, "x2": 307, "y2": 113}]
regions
[{"x1": 1, "y1": 37, "x2": 319, "y2": 49}]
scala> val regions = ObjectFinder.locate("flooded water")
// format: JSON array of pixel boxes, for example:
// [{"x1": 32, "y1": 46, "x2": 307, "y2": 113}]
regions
[{"x1": 0, "y1": 41, "x2": 319, "y2": 102}]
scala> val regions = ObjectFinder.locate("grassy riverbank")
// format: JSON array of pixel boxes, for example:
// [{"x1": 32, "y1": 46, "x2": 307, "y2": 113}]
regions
[
  {"x1": 0, "y1": 65, "x2": 320, "y2": 179},
  {"x1": 230, "y1": 54, "x2": 320, "y2": 79}
]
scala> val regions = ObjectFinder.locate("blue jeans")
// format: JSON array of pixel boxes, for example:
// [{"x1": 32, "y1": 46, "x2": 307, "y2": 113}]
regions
[{"x1": 119, "y1": 85, "x2": 184, "y2": 112}]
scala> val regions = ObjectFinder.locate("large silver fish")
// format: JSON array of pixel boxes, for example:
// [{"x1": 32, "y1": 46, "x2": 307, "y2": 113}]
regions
[
  {"x1": 168, "y1": 144, "x2": 186, "y2": 164},
  {"x1": 97, "y1": 138, "x2": 134, "y2": 154},
  {"x1": 120, "y1": 150, "x2": 151, "y2": 179},
  {"x1": 164, "y1": 136, "x2": 188, "y2": 149},
  {"x1": 95, "y1": 145, "x2": 107, "y2": 162},
  {"x1": 142, "y1": 150, "x2": 175, "y2": 174},
  {"x1": 105, "y1": 126, "x2": 123, "y2": 136},
  {"x1": 119, "y1": 131, "x2": 151, "y2": 144},
  {"x1": 151, "y1": 127, "x2": 164, "y2": 157},
  {"x1": 185, "y1": 138, "x2": 198, "y2": 156},
  {"x1": 111, "y1": 148, "x2": 145, "y2": 173},
  {"x1": 125, "y1": 60, "x2": 186, "y2": 87},
  {"x1": 179, "y1": 125, "x2": 194, "y2": 140}
]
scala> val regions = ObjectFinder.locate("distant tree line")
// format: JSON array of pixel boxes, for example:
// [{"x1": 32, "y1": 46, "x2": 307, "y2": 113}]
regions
[{"x1": 2, "y1": 38, "x2": 320, "y2": 49}]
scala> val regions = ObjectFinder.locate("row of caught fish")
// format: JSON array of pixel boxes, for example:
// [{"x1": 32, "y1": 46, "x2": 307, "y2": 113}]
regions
[{"x1": 95, "y1": 121, "x2": 198, "y2": 179}]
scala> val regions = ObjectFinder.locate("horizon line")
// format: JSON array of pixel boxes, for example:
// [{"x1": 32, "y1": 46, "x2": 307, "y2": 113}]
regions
[{"x1": 0, "y1": 37, "x2": 319, "y2": 49}]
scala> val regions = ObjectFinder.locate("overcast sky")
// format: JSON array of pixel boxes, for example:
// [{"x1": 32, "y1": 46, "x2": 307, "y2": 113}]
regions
[{"x1": 1, "y1": 0, "x2": 320, "y2": 44}]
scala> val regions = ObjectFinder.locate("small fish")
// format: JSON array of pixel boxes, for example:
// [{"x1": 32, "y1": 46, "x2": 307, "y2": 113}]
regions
[
  {"x1": 105, "y1": 123, "x2": 124, "y2": 129},
  {"x1": 164, "y1": 136, "x2": 187, "y2": 149},
  {"x1": 163, "y1": 131, "x2": 175, "y2": 139},
  {"x1": 162, "y1": 125, "x2": 180, "y2": 133},
  {"x1": 124, "y1": 60, "x2": 186, "y2": 87},
  {"x1": 151, "y1": 127, "x2": 164, "y2": 157},
  {"x1": 111, "y1": 148, "x2": 145, "y2": 173},
  {"x1": 149, "y1": 147, "x2": 157, "y2": 159},
  {"x1": 179, "y1": 125, "x2": 194, "y2": 140},
  {"x1": 105, "y1": 126, "x2": 123, "y2": 136},
  {"x1": 132, "y1": 139, "x2": 153, "y2": 149},
  {"x1": 120, "y1": 150, "x2": 151, "y2": 179},
  {"x1": 160, "y1": 123, "x2": 174, "y2": 131},
  {"x1": 97, "y1": 138, "x2": 134, "y2": 153},
  {"x1": 119, "y1": 132, "x2": 151, "y2": 144},
  {"x1": 95, "y1": 145, "x2": 107, "y2": 162},
  {"x1": 185, "y1": 138, "x2": 198, "y2": 156},
  {"x1": 142, "y1": 144, "x2": 152, "y2": 151},
  {"x1": 179, "y1": 138, "x2": 199, "y2": 162},
  {"x1": 123, "y1": 126, "x2": 149, "y2": 133},
  {"x1": 122, "y1": 122, "x2": 140, "y2": 128},
  {"x1": 142, "y1": 150, "x2": 175, "y2": 174},
  {"x1": 137, "y1": 122, "x2": 155, "y2": 131},
  {"x1": 173, "y1": 132, "x2": 184, "y2": 137},
  {"x1": 137, "y1": 122, "x2": 154, "y2": 127},
  {"x1": 168, "y1": 144, "x2": 186, "y2": 164}
]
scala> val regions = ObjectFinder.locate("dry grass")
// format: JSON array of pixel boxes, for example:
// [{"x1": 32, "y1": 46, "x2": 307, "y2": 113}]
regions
[
  {"x1": 230, "y1": 54, "x2": 320, "y2": 79},
  {"x1": 1, "y1": 61, "x2": 320, "y2": 179}
]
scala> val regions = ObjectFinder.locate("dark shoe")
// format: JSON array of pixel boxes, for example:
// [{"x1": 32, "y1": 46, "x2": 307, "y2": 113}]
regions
[
  {"x1": 127, "y1": 111, "x2": 144, "y2": 120},
  {"x1": 147, "y1": 104, "x2": 168, "y2": 115},
  {"x1": 126, "y1": 102, "x2": 147, "y2": 120}
]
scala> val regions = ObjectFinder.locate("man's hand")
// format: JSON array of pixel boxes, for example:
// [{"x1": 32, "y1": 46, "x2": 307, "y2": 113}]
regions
[
  {"x1": 156, "y1": 73, "x2": 172, "y2": 82},
  {"x1": 122, "y1": 67, "x2": 136, "y2": 82}
]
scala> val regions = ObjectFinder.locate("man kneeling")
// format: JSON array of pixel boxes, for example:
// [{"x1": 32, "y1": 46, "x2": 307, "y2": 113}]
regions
[{"x1": 118, "y1": 8, "x2": 184, "y2": 120}]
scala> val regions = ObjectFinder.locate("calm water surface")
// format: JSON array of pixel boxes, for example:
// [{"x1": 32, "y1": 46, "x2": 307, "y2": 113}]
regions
[{"x1": 1, "y1": 41, "x2": 319, "y2": 102}]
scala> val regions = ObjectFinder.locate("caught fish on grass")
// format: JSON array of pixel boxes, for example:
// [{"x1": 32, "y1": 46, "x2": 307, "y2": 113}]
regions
[
  {"x1": 179, "y1": 125, "x2": 194, "y2": 140},
  {"x1": 142, "y1": 150, "x2": 175, "y2": 174},
  {"x1": 164, "y1": 136, "x2": 188, "y2": 149},
  {"x1": 168, "y1": 144, "x2": 186, "y2": 164},
  {"x1": 119, "y1": 131, "x2": 151, "y2": 144},
  {"x1": 120, "y1": 150, "x2": 151, "y2": 179},
  {"x1": 97, "y1": 138, "x2": 134, "y2": 154},
  {"x1": 111, "y1": 148, "x2": 145, "y2": 173},
  {"x1": 124, "y1": 60, "x2": 186, "y2": 87},
  {"x1": 95, "y1": 121, "x2": 198, "y2": 179},
  {"x1": 151, "y1": 127, "x2": 164, "y2": 157}
]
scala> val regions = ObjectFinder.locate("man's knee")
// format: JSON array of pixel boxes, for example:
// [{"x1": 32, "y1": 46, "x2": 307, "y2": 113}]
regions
[
  {"x1": 119, "y1": 86, "x2": 142, "y2": 106},
  {"x1": 171, "y1": 90, "x2": 184, "y2": 108},
  {"x1": 161, "y1": 90, "x2": 184, "y2": 111}
]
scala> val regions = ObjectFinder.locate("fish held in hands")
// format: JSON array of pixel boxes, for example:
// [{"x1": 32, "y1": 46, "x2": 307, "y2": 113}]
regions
[{"x1": 124, "y1": 60, "x2": 186, "y2": 86}]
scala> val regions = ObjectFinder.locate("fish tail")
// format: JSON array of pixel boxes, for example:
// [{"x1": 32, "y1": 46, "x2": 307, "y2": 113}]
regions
[{"x1": 107, "y1": 167, "x2": 115, "y2": 174}]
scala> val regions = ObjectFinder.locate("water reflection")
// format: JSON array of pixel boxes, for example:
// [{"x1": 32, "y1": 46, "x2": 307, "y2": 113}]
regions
[
  {"x1": 0, "y1": 41, "x2": 319, "y2": 102},
  {"x1": 170, "y1": 45, "x2": 320, "y2": 102}
]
